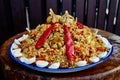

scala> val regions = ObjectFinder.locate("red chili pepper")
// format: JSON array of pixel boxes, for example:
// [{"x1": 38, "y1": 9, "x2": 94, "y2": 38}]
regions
[
  {"x1": 76, "y1": 22, "x2": 84, "y2": 29},
  {"x1": 35, "y1": 23, "x2": 57, "y2": 49},
  {"x1": 64, "y1": 24, "x2": 76, "y2": 61}
]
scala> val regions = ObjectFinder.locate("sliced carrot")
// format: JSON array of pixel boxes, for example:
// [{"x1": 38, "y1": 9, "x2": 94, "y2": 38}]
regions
[
  {"x1": 37, "y1": 57, "x2": 45, "y2": 60},
  {"x1": 96, "y1": 47, "x2": 105, "y2": 52}
]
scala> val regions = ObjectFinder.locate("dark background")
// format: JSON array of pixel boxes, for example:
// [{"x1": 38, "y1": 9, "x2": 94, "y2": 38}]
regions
[{"x1": 0, "y1": 0, "x2": 120, "y2": 79}]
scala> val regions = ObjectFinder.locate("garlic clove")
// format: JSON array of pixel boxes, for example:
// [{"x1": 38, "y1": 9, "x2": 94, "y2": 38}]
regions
[
  {"x1": 97, "y1": 35, "x2": 112, "y2": 49},
  {"x1": 48, "y1": 62, "x2": 60, "y2": 69},
  {"x1": 76, "y1": 60, "x2": 87, "y2": 66},
  {"x1": 36, "y1": 60, "x2": 49, "y2": 67},
  {"x1": 12, "y1": 48, "x2": 22, "y2": 57},
  {"x1": 89, "y1": 56, "x2": 100, "y2": 63},
  {"x1": 14, "y1": 39, "x2": 21, "y2": 45},
  {"x1": 19, "y1": 56, "x2": 36, "y2": 64},
  {"x1": 98, "y1": 51, "x2": 108, "y2": 58},
  {"x1": 18, "y1": 34, "x2": 28, "y2": 41},
  {"x1": 12, "y1": 43, "x2": 18, "y2": 49}
]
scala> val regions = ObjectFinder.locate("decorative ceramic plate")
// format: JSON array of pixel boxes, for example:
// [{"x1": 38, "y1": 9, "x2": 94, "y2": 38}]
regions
[{"x1": 8, "y1": 35, "x2": 113, "y2": 73}]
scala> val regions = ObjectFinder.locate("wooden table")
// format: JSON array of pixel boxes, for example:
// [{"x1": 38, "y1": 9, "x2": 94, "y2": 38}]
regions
[{"x1": 0, "y1": 29, "x2": 120, "y2": 80}]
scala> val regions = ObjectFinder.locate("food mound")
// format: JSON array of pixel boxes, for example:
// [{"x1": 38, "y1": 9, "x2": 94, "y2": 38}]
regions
[{"x1": 12, "y1": 9, "x2": 112, "y2": 69}]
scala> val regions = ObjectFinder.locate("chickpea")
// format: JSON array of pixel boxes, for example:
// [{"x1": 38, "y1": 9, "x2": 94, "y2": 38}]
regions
[
  {"x1": 58, "y1": 42, "x2": 62, "y2": 48},
  {"x1": 52, "y1": 44, "x2": 58, "y2": 49}
]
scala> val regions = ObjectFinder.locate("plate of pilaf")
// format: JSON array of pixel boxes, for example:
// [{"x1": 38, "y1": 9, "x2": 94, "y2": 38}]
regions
[{"x1": 9, "y1": 9, "x2": 113, "y2": 73}]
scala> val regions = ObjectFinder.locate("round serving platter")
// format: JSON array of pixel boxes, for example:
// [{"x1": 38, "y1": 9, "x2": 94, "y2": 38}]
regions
[{"x1": 8, "y1": 35, "x2": 113, "y2": 73}]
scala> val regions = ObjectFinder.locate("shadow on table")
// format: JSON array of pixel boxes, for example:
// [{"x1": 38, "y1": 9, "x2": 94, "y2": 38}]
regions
[{"x1": 0, "y1": 63, "x2": 5, "y2": 80}]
